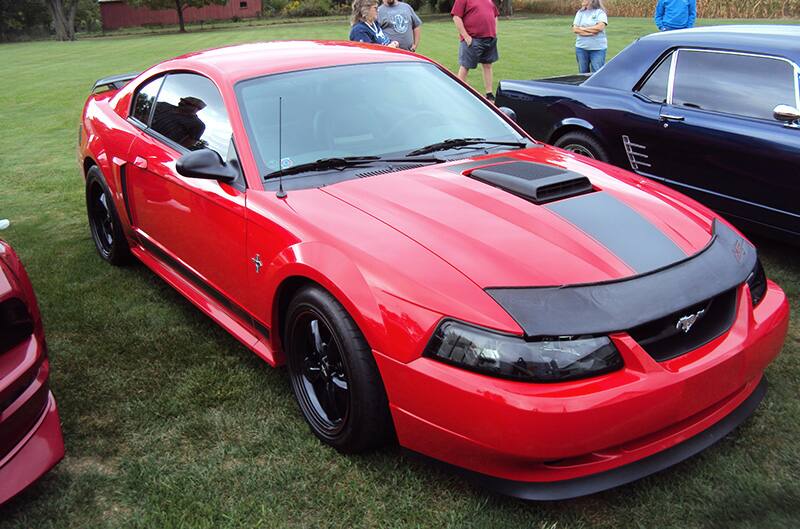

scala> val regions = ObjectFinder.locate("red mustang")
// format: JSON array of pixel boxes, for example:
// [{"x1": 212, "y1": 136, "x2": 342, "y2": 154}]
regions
[
  {"x1": 0, "y1": 233, "x2": 64, "y2": 505},
  {"x1": 78, "y1": 42, "x2": 789, "y2": 499}
]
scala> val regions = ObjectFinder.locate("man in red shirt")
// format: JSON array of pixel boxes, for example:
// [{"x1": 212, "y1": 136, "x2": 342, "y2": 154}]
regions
[{"x1": 450, "y1": 0, "x2": 500, "y2": 101}]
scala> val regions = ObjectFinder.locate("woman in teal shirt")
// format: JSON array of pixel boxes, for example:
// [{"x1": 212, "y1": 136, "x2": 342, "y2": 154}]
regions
[{"x1": 572, "y1": 0, "x2": 608, "y2": 73}]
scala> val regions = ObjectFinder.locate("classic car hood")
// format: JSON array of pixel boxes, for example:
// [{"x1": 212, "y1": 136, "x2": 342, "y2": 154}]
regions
[{"x1": 324, "y1": 150, "x2": 715, "y2": 288}]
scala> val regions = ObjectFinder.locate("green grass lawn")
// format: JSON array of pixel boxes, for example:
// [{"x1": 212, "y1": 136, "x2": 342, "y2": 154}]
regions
[{"x1": 0, "y1": 15, "x2": 798, "y2": 529}]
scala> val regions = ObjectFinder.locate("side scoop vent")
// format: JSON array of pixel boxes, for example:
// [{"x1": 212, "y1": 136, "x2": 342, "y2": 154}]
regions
[{"x1": 468, "y1": 161, "x2": 593, "y2": 204}]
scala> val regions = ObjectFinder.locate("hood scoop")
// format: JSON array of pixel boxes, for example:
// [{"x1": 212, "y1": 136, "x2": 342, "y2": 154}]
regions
[{"x1": 468, "y1": 161, "x2": 593, "y2": 205}]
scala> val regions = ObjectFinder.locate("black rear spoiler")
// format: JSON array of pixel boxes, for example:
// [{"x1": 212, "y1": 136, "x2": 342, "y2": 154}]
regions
[{"x1": 91, "y1": 71, "x2": 141, "y2": 93}]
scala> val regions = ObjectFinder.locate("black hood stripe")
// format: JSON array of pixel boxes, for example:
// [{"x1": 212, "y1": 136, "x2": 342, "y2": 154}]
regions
[{"x1": 546, "y1": 192, "x2": 686, "y2": 274}]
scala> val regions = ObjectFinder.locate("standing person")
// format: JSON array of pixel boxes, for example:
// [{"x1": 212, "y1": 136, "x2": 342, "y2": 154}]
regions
[
  {"x1": 451, "y1": 0, "x2": 499, "y2": 101},
  {"x1": 350, "y1": 0, "x2": 400, "y2": 47},
  {"x1": 654, "y1": 0, "x2": 696, "y2": 31},
  {"x1": 378, "y1": 0, "x2": 422, "y2": 52},
  {"x1": 572, "y1": 0, "x2": 608, "y2": 74}
]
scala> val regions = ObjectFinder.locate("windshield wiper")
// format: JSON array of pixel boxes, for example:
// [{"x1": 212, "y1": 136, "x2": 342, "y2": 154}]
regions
[
  {"x1": 264, "y1": 155, "x2": 443, "y2": 180},
  {"x1": 264, "y1": 156, "x2": 380, "y2": 179},
  {"x1": 407, "y1": 137, "x2": 529, "y2": 156}
]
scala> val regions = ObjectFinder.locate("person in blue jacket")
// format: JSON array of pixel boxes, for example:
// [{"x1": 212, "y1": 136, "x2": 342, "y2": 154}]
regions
[
  {"x1": 654, "y1": 0, "x2": 696, "y2": 31},
  {"x1": 350, "y1": 0, "x2": 399, "y2": 47}
]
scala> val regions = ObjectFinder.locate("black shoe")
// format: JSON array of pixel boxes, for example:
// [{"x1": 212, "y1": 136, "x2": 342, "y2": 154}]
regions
[{"x1": 485, "y1": 92, "x2": 495, "y2": 101}]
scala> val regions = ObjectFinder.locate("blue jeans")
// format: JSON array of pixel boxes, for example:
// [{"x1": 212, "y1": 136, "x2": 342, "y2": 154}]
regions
[{"x1": 576, "y1": 48, "x2": 606, "y2": 74}]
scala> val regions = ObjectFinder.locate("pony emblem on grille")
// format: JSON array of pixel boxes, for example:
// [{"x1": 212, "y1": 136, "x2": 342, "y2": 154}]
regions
[{"x1": 676, "y1": 309, "x2": 706, "y2": 333}]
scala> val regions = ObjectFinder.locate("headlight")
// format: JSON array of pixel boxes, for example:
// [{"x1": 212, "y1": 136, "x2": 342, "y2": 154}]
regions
[
  {"x1": 423, "y1": 320, "x2": 623, "y2": 382},
  {"x1": 746, "y1": 258, "x2": 766, "y2": 307}
]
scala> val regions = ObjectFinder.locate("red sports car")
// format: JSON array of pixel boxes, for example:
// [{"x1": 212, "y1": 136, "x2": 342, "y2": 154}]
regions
[
  {"x1": 0, "y1": 231, "x2": 65, "y2": 505},
  {"x1": 77, "y1": 42, "x2": 789, "y2": 499}
]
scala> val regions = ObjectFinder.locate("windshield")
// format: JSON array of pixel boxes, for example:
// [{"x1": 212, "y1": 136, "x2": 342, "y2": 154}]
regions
[{"x1": 235, "y1": 62, "x2": 526, "y2": 178}]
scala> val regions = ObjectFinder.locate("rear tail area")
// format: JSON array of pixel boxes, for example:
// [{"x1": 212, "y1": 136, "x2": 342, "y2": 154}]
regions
[{"x1": 79, "y1": 71, "x2": 140, "y2": 178}]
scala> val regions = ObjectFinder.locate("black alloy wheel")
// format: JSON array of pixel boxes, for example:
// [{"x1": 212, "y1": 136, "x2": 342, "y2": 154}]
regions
[
  {"x1": 554, "y1": 131, "x2": 610, "y2": 162},
  {"x1": 290, "y1": 309, "x2": 350, "y2": 434},
  {"x1": 285, "y1": 285, "x2": 393, "y2": 453},
  {"x1": 86, "y1": 166, "x2": 130, "y2": 265}
]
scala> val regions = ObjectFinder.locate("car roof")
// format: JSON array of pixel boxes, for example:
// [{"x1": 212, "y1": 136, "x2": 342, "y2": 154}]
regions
[
  {"x1": 639, "y1": 25, "x2": 800, "y2": 58},
  {"x1": 163, "y1": 41, "x2": 423, "y2": 83},
  {"x1": 585, "y1": 25, "x2": 800, "y2": 90}
]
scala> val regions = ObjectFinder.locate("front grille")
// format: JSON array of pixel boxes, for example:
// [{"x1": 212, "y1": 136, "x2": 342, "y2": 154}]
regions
[{"x1": 629, "y1": 288, "x2": 738, "y2": 362}]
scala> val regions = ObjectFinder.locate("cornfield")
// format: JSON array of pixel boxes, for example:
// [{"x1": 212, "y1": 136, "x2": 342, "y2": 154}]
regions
[{"x1": 513, "y1": 0, "x2": 800, "y2": 18}]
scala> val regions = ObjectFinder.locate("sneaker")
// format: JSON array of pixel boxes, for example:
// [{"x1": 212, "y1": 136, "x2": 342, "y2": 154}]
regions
[{"x1": 485, "y1": 92, "x2": 495, "y2": 101}]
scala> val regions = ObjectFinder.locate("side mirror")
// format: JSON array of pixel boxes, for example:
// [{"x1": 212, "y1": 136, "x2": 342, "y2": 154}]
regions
[
  {"x1": 498, "y1": 106, "x2": 517, "y2": 122},
  {"x1": 773, "y1": 104, "x2": 800, "y2": 127},
  {"x1": 176, "y1": 149, "x2": 238, "y2": 183}
]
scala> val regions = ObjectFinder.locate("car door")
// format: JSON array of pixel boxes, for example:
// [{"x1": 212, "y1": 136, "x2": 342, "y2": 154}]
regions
[
  {"x1": 125, "y1": 72, "x2": 252, "y2": 322},
  {"x1": 644, "y1": 49, "x2": 800, "y2": 236},
  {"x1": 610, "y1": 50, "x2": 676, "y2": 178}
]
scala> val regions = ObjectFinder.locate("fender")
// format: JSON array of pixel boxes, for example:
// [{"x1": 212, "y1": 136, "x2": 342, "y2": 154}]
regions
[
  {"x1": 260, "y1": 241, "x2": 463, "y2": 366},
  {"x1": 262, "y1": 241, "x2": 390, "y2": 362},
  {"x1": 548, "y1": 117, "x2": 595, "y2": 144}
]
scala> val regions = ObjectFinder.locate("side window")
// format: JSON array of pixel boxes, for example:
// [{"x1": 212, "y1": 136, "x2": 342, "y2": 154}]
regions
[
  {"x1": 672, "y1": 51, "x2": 797, "y2": 120},
  {"x1": 637, "y1": 52, "x2": 673, "y2": 103},
  {"x1": 150, "y1": 73, "x2": 233, "y2": 155},
  {"x1": 131, "y1": 77, "x2": 164, "y2": 126}
]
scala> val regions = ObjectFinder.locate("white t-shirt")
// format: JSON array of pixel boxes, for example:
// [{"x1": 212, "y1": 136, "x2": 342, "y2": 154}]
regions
[{"x1": 573, "y1": 8, "x2": 608, "y2": 50}]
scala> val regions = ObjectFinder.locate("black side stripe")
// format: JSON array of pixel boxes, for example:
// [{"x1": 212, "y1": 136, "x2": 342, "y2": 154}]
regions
[
  {"x1": 139, "y1": 238, "x2": 269, "y2": 340},
  {"x1": 546, "y1": 192, "x2": 686, "y2": 274}
]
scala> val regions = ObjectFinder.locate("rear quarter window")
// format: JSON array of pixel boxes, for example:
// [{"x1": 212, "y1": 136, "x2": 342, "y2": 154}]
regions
[
  {"x1": 637, "y1": 51, "x2": 674, "y2": 103},
  {"x1": 130, "y1": 77, "x2": 164, "y2": 126}
]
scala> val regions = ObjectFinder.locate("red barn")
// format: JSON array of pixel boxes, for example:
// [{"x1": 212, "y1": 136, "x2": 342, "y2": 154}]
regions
[{"x1": 99, "y1": 0, "x2": 263, "y2": 31}]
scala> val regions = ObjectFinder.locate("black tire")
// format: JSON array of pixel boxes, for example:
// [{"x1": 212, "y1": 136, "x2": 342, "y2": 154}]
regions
[
  {"x1": 284, "y1": 285, "x2": 393, "y2": 453},
  {"x1": 554, "y1": 131, "x2": 610, "y2": 162},
  {"x1": 85, "y1": 165, "x2": 131, "y2": 265}
]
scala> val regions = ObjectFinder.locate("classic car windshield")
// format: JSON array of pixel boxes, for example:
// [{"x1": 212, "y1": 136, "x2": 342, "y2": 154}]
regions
[{"x1": 235, "y1": 62, "x2": 526, "y2": 178}]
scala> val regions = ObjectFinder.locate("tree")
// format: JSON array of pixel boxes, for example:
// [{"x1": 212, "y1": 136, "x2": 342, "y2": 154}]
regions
[
  {"x1": 75, "y1": 0, "x2": 101, "y2": 33},
  {"x1": 0, "y1": 0, "x2": 50, "y2": 42},
  {"x1": 128, "y1": 0, "x2": 227, "y2": 33},
  {"x1": 47, "y1": 0, "x2": 78, "y2": 40},
  {"x1": 499, "y1": 0, "x2": 512, "y2": 17}
]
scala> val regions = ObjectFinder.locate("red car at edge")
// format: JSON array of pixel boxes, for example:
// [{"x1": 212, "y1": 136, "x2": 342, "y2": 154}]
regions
[
  {"x1": 77, "y1": 42, "x2": 789, "y2": 500},
  {"x1": 0, "y1": 235, "x2": 64, "y2": 505}
]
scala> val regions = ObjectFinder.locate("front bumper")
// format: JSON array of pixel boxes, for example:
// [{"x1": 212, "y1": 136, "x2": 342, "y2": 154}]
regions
[
  {"x1": 375, "y1": 281, "x2": 789, "y2": 498},
  {"x1": 0, "y1": 392, "x2": 64, "y2": 505},
  {"x1": 0, "y1": 334, "x2": 65, "y2": 505}
]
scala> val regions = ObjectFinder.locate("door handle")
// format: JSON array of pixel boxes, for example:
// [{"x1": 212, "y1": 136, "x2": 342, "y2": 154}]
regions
[
  {"x1": 659, "y1": 113, "x2": 685, "y2": 122},
  {"x1": 133, "y1": 156, "x2": 148, "y2": 169}
]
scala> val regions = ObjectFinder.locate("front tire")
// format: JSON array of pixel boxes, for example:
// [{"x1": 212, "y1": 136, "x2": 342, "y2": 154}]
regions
[
  {"x1": 86, "y1": 165, "x2": 130, "y2": 265},
  {"x1": 285, "y1": 285, "x2": 393, "y2": 453},
  {"x1": 554, "y1": 131, "x2": 609, "y2": 162}
]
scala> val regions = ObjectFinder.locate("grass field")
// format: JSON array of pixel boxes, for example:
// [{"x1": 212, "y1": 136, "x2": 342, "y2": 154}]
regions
[{"x1": 0, "y1": 15, "x2": 798, "y2": 529}]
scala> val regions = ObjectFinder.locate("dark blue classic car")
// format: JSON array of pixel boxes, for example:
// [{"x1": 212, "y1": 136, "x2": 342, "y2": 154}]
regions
[{"x1": 496, "y1": 26, "x2": 800, "y2": 243}]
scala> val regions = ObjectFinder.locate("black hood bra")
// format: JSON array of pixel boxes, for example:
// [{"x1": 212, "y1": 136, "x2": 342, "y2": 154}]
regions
[{"x1": 486, "y1": 219, "x2": 756, "y2": 337}]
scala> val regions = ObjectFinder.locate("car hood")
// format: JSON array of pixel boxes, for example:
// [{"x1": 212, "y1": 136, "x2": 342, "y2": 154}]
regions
[{"x1": 323, "y1": 149, "x2": 716, "y2": 288}]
